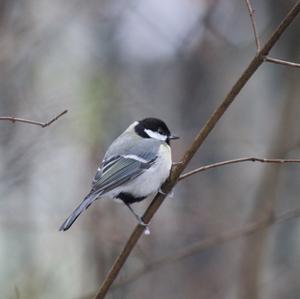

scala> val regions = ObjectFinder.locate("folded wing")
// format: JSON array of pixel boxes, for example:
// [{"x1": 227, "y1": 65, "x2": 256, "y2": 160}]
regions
[{"x1": 59, "y1": 152, "x2": 157, "y2": 231}]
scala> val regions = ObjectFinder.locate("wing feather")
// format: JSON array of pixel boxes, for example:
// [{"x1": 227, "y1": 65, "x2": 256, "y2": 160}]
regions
[{"x1": 91, "y1": 153, "x2": 157, "y2": 196}]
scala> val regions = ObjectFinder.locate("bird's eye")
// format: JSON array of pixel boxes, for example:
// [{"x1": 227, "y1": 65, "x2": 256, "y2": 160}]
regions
[{"x1": 158, "y1": 128, "x2": 164, "y2": 135}]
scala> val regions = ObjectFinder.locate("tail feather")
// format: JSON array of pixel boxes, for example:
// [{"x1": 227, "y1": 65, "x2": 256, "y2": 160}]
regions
[{"x1": 59, "y1": 192, "x2": 98, "y2": 231}]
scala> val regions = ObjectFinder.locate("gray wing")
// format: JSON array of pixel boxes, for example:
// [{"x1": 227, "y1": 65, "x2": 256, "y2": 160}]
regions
[
  {"x1": 91, "y1": 151, "x2": 157, "y2": 196},
  {"x1": 92, "y1": 137, "x2": 161, "y2": 193},
  {"x1": 59, "y1": 138, "x2": 160, "y2": 231}
]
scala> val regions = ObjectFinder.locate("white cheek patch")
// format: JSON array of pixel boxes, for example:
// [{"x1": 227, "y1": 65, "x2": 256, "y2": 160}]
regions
[{"x1": 144, "y1": 129, "x2": 167, "y2": 141}]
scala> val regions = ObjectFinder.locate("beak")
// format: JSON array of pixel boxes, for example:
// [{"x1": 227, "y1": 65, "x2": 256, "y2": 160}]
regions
[{"x1": 169, "y1": 135, "x2": 179, "y2": 140}]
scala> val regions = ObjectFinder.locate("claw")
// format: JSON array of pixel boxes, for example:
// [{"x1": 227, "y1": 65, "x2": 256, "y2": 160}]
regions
[
  {"x1": 158, "y1": 188, "x2": 174, "y2": 198},
  {"x1": 144, "y1": 226, "x2": 151, "y2": 235},
  {"x1": 138, "y1": 219, "x2": 150, "y2": 235},
  {"x1": 125, "y1": 203, "x2": 150, "y2": 235},
  {"x1": 158, "y1": 187, "x2": 167, "y2": 195},
  {"x1": 168, "y1": 190, "x2": 174, "y2": 198}
]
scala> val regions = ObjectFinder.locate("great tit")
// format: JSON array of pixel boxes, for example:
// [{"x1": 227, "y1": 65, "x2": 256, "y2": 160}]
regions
[{"x1": 59, "y1": 117, "x2": 178, "y2": 231}]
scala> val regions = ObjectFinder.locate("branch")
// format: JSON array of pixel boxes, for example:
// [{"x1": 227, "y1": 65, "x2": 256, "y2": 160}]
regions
[
  {"x1": 244, "y1": 0, "x2": 261, "y2": 51},
  {"x1": 92, "y1": 2, "x2": 300, "y2": 298},
  {"x1": 265, "y1": 56, "x2": 300, "y2": 68},
  {"x1": 112, "y1": 208, "x2": 300, "y2": 289},
  {"x1": 244, "y1": 0, "x2": 300, "y2": 69},
  {"x1": 179, "y1": 157, "x2": 300, "y2": 181},
  {"x1": 0, "y1": 109, "x2": 68, "y2": 128}
]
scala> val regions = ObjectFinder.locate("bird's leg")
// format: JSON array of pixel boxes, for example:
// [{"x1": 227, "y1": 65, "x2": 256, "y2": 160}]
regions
[{"x1": 125, "y1": 203, "x2": 150, "y2": 235}]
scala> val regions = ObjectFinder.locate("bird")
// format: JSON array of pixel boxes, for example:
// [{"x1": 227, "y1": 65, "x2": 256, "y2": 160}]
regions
[{"x1": 59, "y1": 117, "x2": 179, "y2": 232}]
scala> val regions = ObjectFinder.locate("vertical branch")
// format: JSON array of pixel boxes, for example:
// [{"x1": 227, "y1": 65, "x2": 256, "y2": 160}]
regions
[{"x1": 244, "y1": 0, "x2": 261, "y2": 51}]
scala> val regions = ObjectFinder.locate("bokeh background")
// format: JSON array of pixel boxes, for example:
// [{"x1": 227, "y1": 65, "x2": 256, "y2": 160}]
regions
[{"x1": 1, "y1": 0, "x2": 300, "y2": 298}]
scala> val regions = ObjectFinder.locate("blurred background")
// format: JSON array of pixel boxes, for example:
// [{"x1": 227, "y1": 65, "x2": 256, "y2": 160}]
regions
[{"x1": 1, "y1": 0, "x2": 300, "y2": 298}]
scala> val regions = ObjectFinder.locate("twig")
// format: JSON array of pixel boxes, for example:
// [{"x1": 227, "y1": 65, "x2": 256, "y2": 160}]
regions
[
  {"x1": 112, "y1": 207, "x2": 300, "y2": 288},
  {"x1": 244, "y1": 0, "x2": 300, "y2": 70},
  {"x1": 179, "y1": 157, "x2": 300, "y2": 181},
  {"x1": 265, "y1": 56, "x2": 300, "y2": 68},
  {"x1": 92, "y1": 2, "x2": 300, "y2": 298},
  {"x1": 0, "y1": 109, "x2": 68, "y2": 128},
  {"x1": 244, "y1": 0, "x2": 261, "y2": 51}
]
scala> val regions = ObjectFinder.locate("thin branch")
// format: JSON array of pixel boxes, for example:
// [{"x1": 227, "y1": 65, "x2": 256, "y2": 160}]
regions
[
  {"x1": 265, "y1": 56, "x2": 300, "y2": 68},
  {"x1": 179, "y1": 157, "x2": 300, "y2": 181},
  {"x1": 244, "y1": 0, "x2": 261, "y2": 51},
  {"x1": 92, "y1": 2, "x2": 300, "y2": 298},
  {"x1": 244, "y1": 0, "x2": 300, "y2": 70},
  {"x1": 0, "y1": 109, "x2": 68, "y2": 128},
  {"x1": 113, "y1": 208, "x2": 300, "y2": 288}
]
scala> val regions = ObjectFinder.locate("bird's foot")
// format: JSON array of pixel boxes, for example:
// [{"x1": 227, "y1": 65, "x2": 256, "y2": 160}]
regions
[
  {"x1": 158, "y1": 187, "x2": 167, "y2": 195},
  {"x1": 138, "y1": 218, "x2": 150, "y2": 235},
  {"x1": 158, "y1": 188, "x2": 174, "y2": 198},
  {"x1": 168, "y1": 190, "x2": 174, "y2": 198}
]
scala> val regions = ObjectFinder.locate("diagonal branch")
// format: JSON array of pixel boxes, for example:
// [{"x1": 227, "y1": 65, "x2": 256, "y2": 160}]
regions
[
  {"x1": 179, "y1": 157, "x2": 300, "y2": 181},
  {"x1": 92, "y1": 2, "x2": 300, "y2": 298},
  {"x1": 265, "y1": 56, "x2": 300, "y2": 68},
  {"x1": 244, "y1": 0, "x2": 261, "y2": 51},
  {"x1": 0, "y1": 109, "x2": 68, "y2": 128}
]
